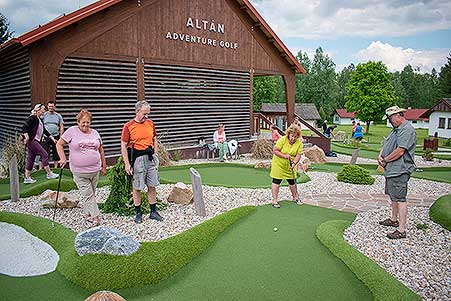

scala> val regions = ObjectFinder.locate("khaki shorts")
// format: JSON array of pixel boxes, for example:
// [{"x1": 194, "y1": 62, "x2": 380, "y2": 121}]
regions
[
  {"x1": 133, "y1": 154, "x2": 160, "y2": 190},
  {"x1": 385, "y1": 173, "x2": 410, "y2": 202}
]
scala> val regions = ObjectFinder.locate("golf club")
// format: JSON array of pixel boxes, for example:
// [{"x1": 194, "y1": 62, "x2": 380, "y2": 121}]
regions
[
  {"x1": 289, "y1": 158, "x2": 301, "y2": 205},
  {"x1": 51, "y1": 167, "x2": 64, "y2": 227}
]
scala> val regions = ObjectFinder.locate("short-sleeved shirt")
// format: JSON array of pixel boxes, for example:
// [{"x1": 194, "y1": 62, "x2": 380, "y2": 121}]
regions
[
  {"x1": 61, "y1": 126, "x2": 102, "y2": 174},
  {"x1": 270, "y1": 136, "x2": 303, "y2": 179},
  {"x1": 121, "y1": 119, "x2": 156, "y2": 150},
  {"x1": 43, "y1": 112, "x2": 64, "y2": 137},
  {"x1": 382, "y1": 120, "x2": 416, "y2": 178}
]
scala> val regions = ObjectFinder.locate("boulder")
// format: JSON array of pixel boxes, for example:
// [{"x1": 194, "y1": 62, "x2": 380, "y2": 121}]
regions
[
  {"x1": 333, "y1": 131, "x2": 346, "y2": 141},
  {"x1": 167, "y1": 182, "x2": 193, "y2": 205},
  {"x1": 75, "y1": 227, "x2": 140, "y2": 256},
  {"x1": 41, "y1": 190, "x2": 78, "y2": 209},
  {"x1": 254, "y1": 161, "x2": 271, "y2": 169},
  {"x1": 84, "y1": 291, "x2": 125, "y2": 301},
  {"x1": 303, "y1": 145, "x2": 327, "y2": 163}
]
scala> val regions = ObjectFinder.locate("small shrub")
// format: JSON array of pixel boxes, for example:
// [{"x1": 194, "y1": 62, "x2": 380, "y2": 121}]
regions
[
  {"x1": 101, "y1": 157, "x2": 167, "y2": 216},
  {"x1": 0, "y1": 134, "x2": 26, "y2": 178},
  {"x1": 251, "y1": 136, "x2": 274, "y2": 159},
  {"x1": 415, "y1": 223, "x2": 428, "y2": 230},
  {"x1": 337, "y1": 164, "x2": 375, "y2": 185},
  {"x1": 422, "y1": 149, "x2": 434, "y2": 161},
  {"x1": 171, "y1": 149, "x2": 183, "y2": 161},
  {"x1": 156, "y1": 137, "x2": 171, "y2": 167},
  {"x1": 442, "y1": 138, "x2": 451, "y2": 147}
]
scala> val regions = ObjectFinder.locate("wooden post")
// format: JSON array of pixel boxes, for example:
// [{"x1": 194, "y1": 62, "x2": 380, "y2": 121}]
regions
[
  {"x1": 350, "y1": 148, "x2": 360, "y2": 165},
  {"x1": 189, "y1": 168, "x2": 206, "y2": 217},
  {"x1": 9, "y1": 154, "x2": 19, "y2": 202}
]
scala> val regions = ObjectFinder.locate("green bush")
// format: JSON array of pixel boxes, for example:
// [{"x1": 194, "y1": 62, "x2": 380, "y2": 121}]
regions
[
  {"x1": 429, "y1": 195, "x2": 451, "y2": 231},
  {"x1": 337, "y1": 164, "x2": 375, "y2": 185},
  {"x1": 422, "y1": 149, "x2": 434, "y2": 161},
  {"x1": 101, "y1": 157, "x2": 166, "y2": 216},
  {"x1": 0, "y1": 134, "x2": 26, "y2": 177},
  {"x1": 442, "y1": 138, "x2": 451, "y2": 147}
]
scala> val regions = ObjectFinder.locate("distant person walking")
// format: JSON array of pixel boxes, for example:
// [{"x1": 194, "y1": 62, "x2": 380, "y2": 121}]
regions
[
  {"x1": 22, "y1": 103, "x2": 59, "y2": 184},
  {"x1": 42, "y1": 101, "x2": 64, "y2": 168},
  {"x1": 270, "y1": 124, "x2": 303, "y2": 208},
  {"x1": 351, "y1": 120, "x2": 357, "y2": 137},
  {"x1": 213, "y1": 123, "x2": 229, "y2": 162},
  {"x1": 378, "y1": 106, "x2": 416, "y2": 239},
  {"x1": 121, "y1": 100, "x2": 163, "y2": 224},
  {"x1": 321, "y1": 120, "x2": 327, "y2": 133},
  {"x1": 324, "y1": 125, "x2": 337, "y2": 138},
  {"x1": 57, "y1": 109, "x2": 106, "y2": 227},
  {"x1": 353, "y1": 122, "x2": 364, "y2": 141}
]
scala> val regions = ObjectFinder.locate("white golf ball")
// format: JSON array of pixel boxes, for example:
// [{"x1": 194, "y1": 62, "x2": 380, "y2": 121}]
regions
[{"x1": 273, "y1": 227, "x2": 278, "y2": 232}]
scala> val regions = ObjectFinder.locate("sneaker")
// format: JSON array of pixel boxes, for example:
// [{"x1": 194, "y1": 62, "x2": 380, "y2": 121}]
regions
[
  {"x1": 46, "y1": 172, "x2": 59, "y2": 179},
  {"x1": 150, "y1": 211, "x2": 164, "y2": 221},
  {"x1": 379, "y1": 218, "x2": 399, "y2": 227},
  {"x1": 134, "y1": 211, "x2": 142, "y2": 224},
  {"x1": 272, "y1": 203, "x2": 281, "y2": 208},
  {"x1": 23, "y1": 177, "x2": 37, "y2": 184},
  {"x1": 387, "y1": 230, "x2": 406, "y2": 239}
]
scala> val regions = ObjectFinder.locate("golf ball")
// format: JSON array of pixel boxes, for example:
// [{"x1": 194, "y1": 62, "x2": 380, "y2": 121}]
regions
[{"x1": 273, "y1": 227, "x2": 278, "y2": 232}]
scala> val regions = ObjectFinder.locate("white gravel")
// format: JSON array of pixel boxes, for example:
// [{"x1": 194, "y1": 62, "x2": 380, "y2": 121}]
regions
[
  {"x1": 0, "y1": 222, "x2": 59, "y2": 277},
  {"x1": 344, "y1": 207, "x2": 451, "y2": 301}
]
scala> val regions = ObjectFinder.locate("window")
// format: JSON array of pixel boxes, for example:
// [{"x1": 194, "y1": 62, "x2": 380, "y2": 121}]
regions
[
  {"x1": 448, "y1": 118, "x2": 451, "y2": 129},
  {"x1": 412, "y1": 120, "x2": 417, "y2": 124},
  {"x1": 438, "y1": 118, "x2": 445, "y2": 129}
]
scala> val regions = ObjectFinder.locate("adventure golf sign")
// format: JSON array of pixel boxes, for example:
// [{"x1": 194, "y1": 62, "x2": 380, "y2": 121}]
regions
[{"x1": 165, "y1": 17, "x2": 239, "y2": 50}]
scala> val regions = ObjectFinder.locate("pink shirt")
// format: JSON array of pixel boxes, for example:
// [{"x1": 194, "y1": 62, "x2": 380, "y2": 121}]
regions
[{"x1": 61, "y1": 126, "x2": 102, "y2": 173}]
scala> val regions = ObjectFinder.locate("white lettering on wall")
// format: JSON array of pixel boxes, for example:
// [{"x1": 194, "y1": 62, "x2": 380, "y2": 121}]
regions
[{"x1": 186, "y1": 17, "x2": 225, "y2": 34}]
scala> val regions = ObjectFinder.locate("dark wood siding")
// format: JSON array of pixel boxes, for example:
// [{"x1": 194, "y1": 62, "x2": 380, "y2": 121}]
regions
[
  {"x1": 144, "y1": 63, "x2": 250, "y2": 146},
  {"x1": 0, "y1": 46, "x2": 31, "y2": 148},
  {"x1": 55, "y1": 57, "x2": 137, "y2": 156}
]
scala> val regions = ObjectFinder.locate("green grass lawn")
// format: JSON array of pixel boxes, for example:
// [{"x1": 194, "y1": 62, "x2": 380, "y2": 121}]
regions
[
  {"x1": 429, "y1": 194, "x2": 451, "y2": 231},
  {"x1": 159, "y1": 163, "x2": 310, "y2": 188},
  {"x1": 0, "y1": 169, "x2": 109, "y2": 201}
]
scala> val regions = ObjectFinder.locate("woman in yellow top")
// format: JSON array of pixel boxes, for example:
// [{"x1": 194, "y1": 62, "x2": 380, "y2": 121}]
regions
[{"x1": 270, "y1": 124, "x2": 303, "y2": 208}]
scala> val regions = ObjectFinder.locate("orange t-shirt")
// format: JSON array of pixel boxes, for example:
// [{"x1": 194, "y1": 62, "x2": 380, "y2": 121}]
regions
[{"x1": 121, "y1": 119, "x2": 156, "y2": 150}]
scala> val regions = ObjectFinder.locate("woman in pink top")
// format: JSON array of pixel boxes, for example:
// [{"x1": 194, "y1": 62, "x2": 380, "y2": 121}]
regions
[
  {"x1": 213, "y1": 123, "x2": 229, "y2": 162},
  {"x1": 56, "y1": 109, "x2": 106, "y2": 227}
]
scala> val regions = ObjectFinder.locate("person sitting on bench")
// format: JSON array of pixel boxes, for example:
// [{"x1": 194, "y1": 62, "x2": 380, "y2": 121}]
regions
[{"x1": 213, "y1": 123, "x2": 229, "y2": 162}]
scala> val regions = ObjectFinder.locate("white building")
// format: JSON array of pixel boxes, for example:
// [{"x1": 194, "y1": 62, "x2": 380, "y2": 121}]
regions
[
  {"x1": 386, "y1": 108, "x2": 429, "y2": 129},
  {"x1": 333, "y1": 109, "x2": 359, "y2": 125},
  {"x1": 420, "y1": 98, "x2": 451, "y2": 139}
]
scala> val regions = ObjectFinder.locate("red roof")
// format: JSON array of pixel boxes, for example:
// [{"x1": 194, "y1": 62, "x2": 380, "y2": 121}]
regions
[
  {"x1": 404, "y1": 109, "x2": 428, "y2": 121},
  {"x1": 335, "y1": 109, "x2": 355, "y2": 118},
  {"x1": 0, "y1": 0, "x2": 305, "y2": 74}
]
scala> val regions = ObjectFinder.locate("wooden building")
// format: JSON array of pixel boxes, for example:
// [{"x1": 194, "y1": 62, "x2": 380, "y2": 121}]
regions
[{"x1": 0, "y1": 0, "x2": 305, "y2": 158}]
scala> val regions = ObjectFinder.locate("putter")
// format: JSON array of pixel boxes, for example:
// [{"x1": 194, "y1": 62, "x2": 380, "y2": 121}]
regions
[
  {"x1": 289, "y1": 158, "x2": 301, "y2": 205},
  {"x1": 51, "y1": 167, "x2": 64, "y2": 227}
]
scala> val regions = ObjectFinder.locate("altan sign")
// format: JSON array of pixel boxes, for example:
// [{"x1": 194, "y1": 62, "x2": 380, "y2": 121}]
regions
[{"x1": 165, "y1": 17, "x2": 239, "y2": 50}]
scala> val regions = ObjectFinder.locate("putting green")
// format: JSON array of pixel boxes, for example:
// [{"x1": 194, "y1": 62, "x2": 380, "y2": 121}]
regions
[{"x1": 159, "y1": 163, "x2": 310, "y2": 188}]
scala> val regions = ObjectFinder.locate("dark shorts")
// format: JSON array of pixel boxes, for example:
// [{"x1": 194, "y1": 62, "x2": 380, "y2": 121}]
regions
[
  {"x1": 42, "y1": 135, "x2": 60, "y2": 161},
  {"x1": 272, "y1": 178, "x2": 296, "y2": 185},
  {"x1": 385, "y1": 173, "x2": 410, "y2": 202}
]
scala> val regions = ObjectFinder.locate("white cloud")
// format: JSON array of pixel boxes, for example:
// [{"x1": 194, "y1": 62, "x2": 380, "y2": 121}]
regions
[
  {"x1": 355, "y1": 41, "x2": 449, "y2": 73},
  {"x1": 250, "y1": 0, "x2": 451, "y2": 39}
]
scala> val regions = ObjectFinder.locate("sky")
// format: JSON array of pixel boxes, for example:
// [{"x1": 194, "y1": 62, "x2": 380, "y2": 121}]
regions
[{"x1": 1, "y1": 0, "x2": 450, "y2": 73}]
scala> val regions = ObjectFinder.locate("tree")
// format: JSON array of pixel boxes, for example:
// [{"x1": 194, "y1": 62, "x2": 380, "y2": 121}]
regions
[
  {"x1": 0, "y1": 13, "x2": 14, "y2": 45},
  {"x1": 253, "y1": 76, "x2": 277, "y2": 111},
  {"x1": 345, "y1": 61, "x2": 396, "y2": 133},
  {"x1": 336, "y1": 64, "x2": 355, "y2": 108},
  {"x1": 439, "y1": 53, "x2": 451, "y2": 97},
  {"x1": 295, "y1": 50, "x2": 312, "y2": 103}
]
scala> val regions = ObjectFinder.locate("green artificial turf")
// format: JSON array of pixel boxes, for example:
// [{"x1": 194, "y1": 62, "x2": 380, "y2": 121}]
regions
[
  {"x1": 429, "y1": 194, "x2": 451, "y2": 231},
  {"x1": 118, "y1": 203, "x2": 372, "y2": 300},
  {"x1": 0, "y1": 206, "x2": 255, "y2": 293},
  {"x1": 159, "y1": 163, "x2": 310, "y2": 188},
  {"x1": 316, "y1": 220, "x2": 421, "y2": 301},
  {"x1": 0, "y1": 169, "x2": 109, "y2": 200}
]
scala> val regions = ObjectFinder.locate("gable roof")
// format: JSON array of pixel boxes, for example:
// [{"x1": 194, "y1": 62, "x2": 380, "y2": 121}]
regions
[
  {"x1": 260, "y1": 103, "x2": 321, "y2": 120},
  {"x1": 335, "y1": 109, "x2": 355, "y2": 118},
  {"x1": 419, "y1": 98, "x2": 451, "y2": 118},
  {"x1": 403, "y1": 109, "x2": 428, "y2": 121},
  {"x1": 0, "y1": 0, "x2": 305, "y2": 74}
]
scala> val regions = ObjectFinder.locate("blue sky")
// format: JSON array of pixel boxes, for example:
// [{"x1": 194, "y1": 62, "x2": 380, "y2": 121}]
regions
[{"x1": 2, "y1": 0, "x2": 450, "y2": 73}]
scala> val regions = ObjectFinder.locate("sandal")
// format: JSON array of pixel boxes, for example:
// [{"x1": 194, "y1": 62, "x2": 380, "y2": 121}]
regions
[
  {"x1": 379, "y1": 218, "x2": 399, "y2": 227},
  {"x1": 272, "y1": 203, "x2": 281, "y2": 208},
  {"x1": 86, "y1": 217, "x2": 100, "y2": 227},
  {"x1": 387, "y1": 230, "x2": 406, "y2": 239}
]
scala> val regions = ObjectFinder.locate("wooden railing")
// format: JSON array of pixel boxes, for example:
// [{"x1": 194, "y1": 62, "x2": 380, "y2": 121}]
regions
[{"x1": 252, "y1": 112, "x2": 330, "y2": 153}]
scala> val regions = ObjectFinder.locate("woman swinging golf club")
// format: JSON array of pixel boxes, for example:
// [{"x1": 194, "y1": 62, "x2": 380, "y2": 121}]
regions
[{"x1": 269, "y1": 124, "x2": 303, "y2": 208}]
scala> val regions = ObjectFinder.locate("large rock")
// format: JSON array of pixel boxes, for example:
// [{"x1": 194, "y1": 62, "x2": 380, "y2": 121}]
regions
[
  {"x1": 75, "y1": 227, "x2": 140, "y2": 256},
  {"x1": 303, "y1": 145, "x2": 327, "y2": 163},
  {"x1": 333, "y1": 131, "x2": 346, "y2": 141},
  {"x1": 167, "y1": 182, "x2": 193, "y2": 205},
  {"x1": 41, "y1": 190, "x2": 78, "y2": 209},
  {"x1": 84, "y1": 291, "x2": 125, "y2": 301}
]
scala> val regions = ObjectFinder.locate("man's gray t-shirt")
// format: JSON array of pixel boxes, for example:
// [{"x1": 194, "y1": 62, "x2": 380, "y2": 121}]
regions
[
  {"x1": 43, "y1": 112, "x2": 64, "y2": 137},
  {"x1": 382, "y1": 120, "x2": 416, "y2": 178}
]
